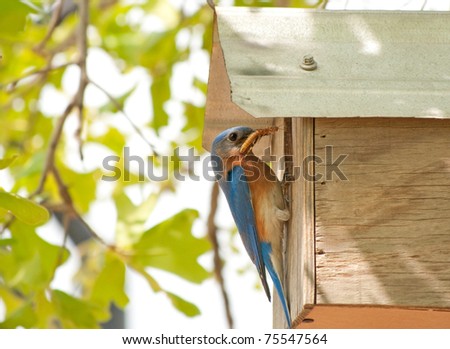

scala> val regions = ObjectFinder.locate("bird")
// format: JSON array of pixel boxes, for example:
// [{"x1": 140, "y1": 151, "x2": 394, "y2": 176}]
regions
[{"x1": 211, "y1": 125, "x2": 291, "y2": 327}]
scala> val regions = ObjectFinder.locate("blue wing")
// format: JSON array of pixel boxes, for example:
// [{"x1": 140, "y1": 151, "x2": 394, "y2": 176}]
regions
[{"x1": 219, "y1": 165, "x2": 271, "y2": 300}]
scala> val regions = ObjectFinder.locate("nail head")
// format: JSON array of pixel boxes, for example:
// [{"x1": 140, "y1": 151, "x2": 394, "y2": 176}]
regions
[{"x1": 300, "y1": 54, "x2": 317, "y2": 71}]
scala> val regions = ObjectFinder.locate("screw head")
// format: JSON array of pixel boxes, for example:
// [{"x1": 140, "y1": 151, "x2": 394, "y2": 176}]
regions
[{"x1": 300, "y1": 54, "x2": 317, "y2": 71}]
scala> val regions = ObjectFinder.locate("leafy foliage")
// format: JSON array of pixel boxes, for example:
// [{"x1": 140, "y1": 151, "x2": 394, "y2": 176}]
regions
[
  {"x1": 0, "y1": 0, "x2": 214, "y2": 328},
  {"x1": 0, "y1": 0, "x2": 323, "y2": 328},
  {"x1": 129, "y1": 209, "x2": 210, "y2": 283}
]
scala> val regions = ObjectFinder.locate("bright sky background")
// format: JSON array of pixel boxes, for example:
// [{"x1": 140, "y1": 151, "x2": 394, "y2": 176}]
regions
[{"x1": 1, "y1": 0, "x2": 449, "y2": 330}]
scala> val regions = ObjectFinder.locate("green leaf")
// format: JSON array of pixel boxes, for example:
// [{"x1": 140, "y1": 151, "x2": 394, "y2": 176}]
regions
[
  {"x1": 0, "y1": 286, "x2": 38, "y2": 328},
  {"x1": 14, "y1": 151, "x2": 46, "y2": 179},
  {"x1": 90, "y1": 251, "x2": 129, "y2": 310},
  {"x1": 0, "y1": 155, "x2": 18, "y2": 169},
  {"x1": 88, "y1": 127, "x2": 126, "y2": 155},
  {"x1": 0, "y1": 238, "x2": 15, "y2": 247},
  {"x1": 56, "y1": 165, "x2": 99, "y2": 213},
  {"x1": 151, "y1": 74, "x2": 171, "y2": 132},
  {"x1": 0, "y1": 221, "x2": 69, "y2": 294},
  {"x1": 0, "y1": 191, "x2": 49, "y2": 225},
  {"x1": 115, "y1": 191, "x2": 157, "y2": 246},
  {"x1": 136, "y1": 267, "x2": 200, "y2": 317},
  {"x1": 52, "y1": 290, "x2": 99, "y2": 329},
  {"x1": 0, "y1": 301, "x2": 37, "y2": 329},
  {"x1": 74, "y1": 245, "x2": 127, "y2": 323},
  {"x1": 136, "y1": 266, "x2": 163, "y2": 292},
  {"x1": 165, "y1": 291, "x2": 200, "y2": 317},
  {"x1": 10, "y1": 150, "x2": 46, "y2": 196},
  {"x1": 130, "y1": 209, "x2": 210, "y2": 283},
  {"x1": 34, "y1": 290, "x2": 58, "y2": 328},
  {"x1": 115, "y1": 191, "x2": 157, "y2": 226},
  {"x1": 0, "y1": 1, "x2": 30, "y2": 35}
]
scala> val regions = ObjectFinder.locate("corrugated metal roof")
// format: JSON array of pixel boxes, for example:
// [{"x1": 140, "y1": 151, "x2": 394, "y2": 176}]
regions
[{"x1": 216, "y1": 8, "x2": 450, "y2": 118}]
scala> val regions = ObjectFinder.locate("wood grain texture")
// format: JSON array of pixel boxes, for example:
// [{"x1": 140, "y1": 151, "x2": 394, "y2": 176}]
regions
[
  {"x1": 271, "y1": 118, "x2": 289, "y2": 328},
  {"x1": 296, "y1": 304, "x2": 450, "y2": 329},
  {"x1": 315, "y1": 118, "x2": 450, "y2": 307},
  {"x1": 276, "y1": 117, "x2": 315, "y2": 328}
]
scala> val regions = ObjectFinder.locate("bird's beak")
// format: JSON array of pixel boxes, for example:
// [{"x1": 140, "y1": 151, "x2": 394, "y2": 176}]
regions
[{"x1": 239, "y1": 126, "x2": 279, "y2": 155}]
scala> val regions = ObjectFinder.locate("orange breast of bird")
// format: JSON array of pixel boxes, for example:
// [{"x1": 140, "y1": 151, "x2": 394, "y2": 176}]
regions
[{"x1": 241, "y1": 155, "x2": 281, "y2": 242}]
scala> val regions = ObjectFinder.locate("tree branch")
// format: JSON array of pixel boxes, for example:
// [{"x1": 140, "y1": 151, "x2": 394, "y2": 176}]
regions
[
  {"x1": 32, "y1": 0, "x2": 91, "y2": 196},
  {"x1": 72, "y1": 0, "x2": 90, "y2": 161},
  {"x1": 31, "y1": 100, "x2": 75, "y2": 197},
  {"x1": 34, "y1": 0, "x2": 66, "y2": 54},
  {"x1": 1, "y1": 57, "x2": 55, "y2": 114},
  {"x1": 2, "y1": 62, "x2": 73, "y2": 91},
  {"x1": 207, "y1": 181, "x2": 234, "y2": 328},
  {"x1": 51, "y1": 165, "x2": 109, "y2": 247}
]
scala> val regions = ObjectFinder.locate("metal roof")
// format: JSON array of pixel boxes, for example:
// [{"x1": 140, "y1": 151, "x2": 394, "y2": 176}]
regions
[{"x1": 216, "y1": 8, "x2": 450, "y2": 118}]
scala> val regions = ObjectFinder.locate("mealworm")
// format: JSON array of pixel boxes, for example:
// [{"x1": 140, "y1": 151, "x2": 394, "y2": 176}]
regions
[{"x1": 240, "y1": 126, "x2": 279, "y2": 154}]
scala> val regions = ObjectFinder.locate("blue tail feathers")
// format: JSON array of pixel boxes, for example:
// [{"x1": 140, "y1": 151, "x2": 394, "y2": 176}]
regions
[{"x1": 261, "y1": 243, "x2": 291, "y2": 328}]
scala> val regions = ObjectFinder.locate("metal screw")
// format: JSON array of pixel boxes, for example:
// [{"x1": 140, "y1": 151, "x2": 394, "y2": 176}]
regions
[{"x1": 300, "y1": 54, "x2": 317, "y2": 71}]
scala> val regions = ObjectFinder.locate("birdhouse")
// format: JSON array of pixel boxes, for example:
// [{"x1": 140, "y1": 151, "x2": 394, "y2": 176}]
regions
[{"x1": 203, "y1": 7, "x2": 450, "y2": 329}]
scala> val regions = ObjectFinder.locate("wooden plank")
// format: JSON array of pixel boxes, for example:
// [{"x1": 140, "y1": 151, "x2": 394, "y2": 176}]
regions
[
  {"x1": 271, "y1": 118, "x2": 288, "y2": 328},
  {"x1": 276, "y1": 117, "x2": 315, "y2": 328},
  {"x1": 296, "y1": 304, "x2": 450, "y2": 329},
  {"x1": 216, "y1": 8, "x2": 450, "y2": 118},
  {"x1": 202, "y1": 15, "x2": 272, "y2": 152},
  {"x1": 315, "y1": 118, "x2": 450, "y2": 307}
]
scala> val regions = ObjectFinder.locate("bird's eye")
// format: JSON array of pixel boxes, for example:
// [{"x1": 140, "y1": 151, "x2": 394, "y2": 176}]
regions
[{"x1": 228, "y1": 132, "x2": 238, "y2": 142}]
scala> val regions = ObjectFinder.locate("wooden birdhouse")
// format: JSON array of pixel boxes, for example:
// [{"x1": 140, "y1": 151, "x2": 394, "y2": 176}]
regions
[{"x1": 203, "y1": 7, "x2": 450, "y2": 329}]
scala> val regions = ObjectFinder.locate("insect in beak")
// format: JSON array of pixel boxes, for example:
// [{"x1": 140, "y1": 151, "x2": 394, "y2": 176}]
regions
[{"x1": 240, "y1": 126, "x2": 279, "y2": 155}]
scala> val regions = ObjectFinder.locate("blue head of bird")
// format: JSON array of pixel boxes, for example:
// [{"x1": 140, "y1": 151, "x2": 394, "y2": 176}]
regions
[{"x1": 210, "y1": 126, "x2": 254, "y2": 179}]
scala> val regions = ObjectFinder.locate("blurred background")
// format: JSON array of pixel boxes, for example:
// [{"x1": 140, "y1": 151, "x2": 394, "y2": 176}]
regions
[{"x1": 0, "y1": 0, "x2": 448, "y2": 329}]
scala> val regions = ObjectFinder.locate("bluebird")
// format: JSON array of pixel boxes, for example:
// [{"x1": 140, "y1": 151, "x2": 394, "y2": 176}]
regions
[{"x1": 211, "y1": 126, "x2": 291, "y2": 327}]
